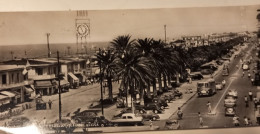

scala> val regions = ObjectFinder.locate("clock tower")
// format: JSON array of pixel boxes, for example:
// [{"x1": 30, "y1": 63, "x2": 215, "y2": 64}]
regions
[{"x1": 75, "y1": 10, "x2": 90, "y2": 54}]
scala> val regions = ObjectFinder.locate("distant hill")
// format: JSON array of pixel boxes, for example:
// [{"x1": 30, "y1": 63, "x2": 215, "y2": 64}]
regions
[{"x1": 0, "y1": 42, "x2": 110, "y2": 62}]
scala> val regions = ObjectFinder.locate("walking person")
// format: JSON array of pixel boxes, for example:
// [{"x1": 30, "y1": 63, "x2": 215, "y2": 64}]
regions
[
  {"x1": 251, "y1": 78, "x2": 255, "y2": 85},
  {"x1": 177, "y1": 107, "x2": 183, "y2": 120},
  {"x1": 253, "y1": 96, "x2": 258, "y2": 110},
  {"x1": 249, "y1": 91, "x2": 253, "y2": 101},
  {"x1": 248, "y1": 73, "x2": 251, "y2": 78},
  {"x1": 207, "y1": 101, "x2": 212, "y2": 113},
  {"x1": 244, "y1": 96, "x2": 249, "y2": 107},
  {"x1": 198, "y1": 112, "x2": 203, "y2": 127},
  {"x1": 244, "y1": 116, "x2": 249, "y2": 126},
  {"x1": 48, "y1": 99, "x2": 53, "y2": 109},
  {"x1": 242, "y1": 71, "x2": 244, "y2": 77},
  {"x1": 233, "y1": 115, "x2": 240, "y2": 127}
]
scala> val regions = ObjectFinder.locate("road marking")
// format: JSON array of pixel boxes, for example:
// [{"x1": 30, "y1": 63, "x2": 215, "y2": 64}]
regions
[{"x1": 212, "y1": 79, "x2": 234, "y2": 113}]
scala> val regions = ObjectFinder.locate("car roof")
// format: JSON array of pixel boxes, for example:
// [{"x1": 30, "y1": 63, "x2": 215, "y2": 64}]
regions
[{"x1": 122, "y1": 113, "x2": 135, "y2": 116}]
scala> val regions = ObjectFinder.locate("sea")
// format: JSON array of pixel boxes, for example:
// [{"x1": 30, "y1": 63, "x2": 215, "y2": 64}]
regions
[{"x1": 0, "y1": 42, "x2": 110, "y2": 62}]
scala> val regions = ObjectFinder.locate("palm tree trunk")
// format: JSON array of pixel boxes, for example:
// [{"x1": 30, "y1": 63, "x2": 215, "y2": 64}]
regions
[
  {"x1": 176, "y1": 73, "x2": 180, "y2": 84},
  {"x1": 158, "y1": 73, "x2": 162, "y2": 92},
  {"x1": 108, "y1": 76, "x2": 113, "y2": 101},
  {"x1": 153, "y1": 78, "x2": 157, "y2": 97},
  {"x1": 140, "y1": 82, "x2": 145, "y2": 105},
  {"x1": 167, "y1": 75, "x2": 171, "y2": 88},
  {"x1": 130, "y1": 80, "x2": 135, "y2": 113},
  {"x1": 147, "y1": 80, "x2": 151, "y2": 98},
  {"x1": 163, "y1": 73, "x2": 167, "y2": 88},
  {"x1": 124, "y1": 79, "x2": 128, "y2": 107}
]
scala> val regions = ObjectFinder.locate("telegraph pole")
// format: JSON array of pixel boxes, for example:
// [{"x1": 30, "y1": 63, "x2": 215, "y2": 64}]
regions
[
  {"x1": 57, "y1": 51, "x2": 62, "y2": 121},
  {"x1": 164, "y1": 25, "x2": 167, "y2": 43},
  {"x1": 47, "y1": 33, "x2": 51, "y2": 58},
  {"x1": 99, "y1": 48, "x2": 104, "y2": 115},
  {"x1": 10, "y1": 51, "x2": 14, "y2": 60}
]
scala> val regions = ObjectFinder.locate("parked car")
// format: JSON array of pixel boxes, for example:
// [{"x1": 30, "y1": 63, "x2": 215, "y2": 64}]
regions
[
  {"x1": 111, "y1": 113, "x2": 144, "y2": 126},
  {"x1": 152, "y1": 97, "x2": 168, "y2": 109},
  {"x1": 136, "y1": 103, "x2": 164, "y2": 114},
  {"x1": 71, "y1": 110, "x2": 101, "y2": 123},
  {"x1": 140, "y1": 111, "x2": 160, "y2": 121},
  {"x1": 189, "y1": 72, "x2": 204, "y2": 80},
  {"x1": 225, "y1": 107, "x2": 236, "y2": 116},
  {"x1": 201, "y1": 69, "x2": 214, "y2": 75},
  {"x1": 216, "y1": 82, "x2": 223, "y2": 90},
  {"x1": 48, "y1": 118, "x2": 76, "y2": 133},
  {"x1": 224, "y1": 95, "x2": 237, "y2": 107},
  {"x1": 161, "y1": 94, "x2": 175, "y2": 103},
  {"x1": 164, "y1": 119, "x2": 180, "y2": 130},
  {"x1": 227, "y1": 89, "x2": 238, "y2": 98},
  {"x1": 8, "y1": 116, "x2": 31, "y2": 127}
]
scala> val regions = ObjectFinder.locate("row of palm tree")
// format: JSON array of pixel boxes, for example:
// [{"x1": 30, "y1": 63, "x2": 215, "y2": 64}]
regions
[{"x1": 96, "y1": 34, "x2": 246, "y2": 111}]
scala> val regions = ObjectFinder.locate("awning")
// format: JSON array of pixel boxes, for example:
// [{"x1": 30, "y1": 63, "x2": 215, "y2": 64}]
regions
[
  {"x1": 0, "y1": 95, "x2": 10, "y2": 104},
  {"x1": 35, "y1": 80, "x2": 53, "y2": 87},
  {"x1": 1, "y1": 91, "x2": 16, "y2": 98},
  {"x1": 24, "y1": 86, "x2": 34, "y2": 94},
  {"x1": 68, "y1": 72, "x2": 79, "y2": 81},
  {"x1": 59, "y1": 79, "x2": 70, "y2": 86}
]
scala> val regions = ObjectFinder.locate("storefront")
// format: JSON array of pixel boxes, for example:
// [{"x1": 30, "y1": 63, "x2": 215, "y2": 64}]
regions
[
  {"x1": 55, "y1": 79, "x2": 70, "y2": 92},
  {"x1": 34, "y1": 80, "x2": 56, "y2": 96},
  {"x1": 0, "y1": 95, "x2": 10, "y2": 112},
  {"x1": 24, "y1": 85, "x2": 35, "y2": 101},
  {"x1": 68, "y1": 72, "x2": 79, "y2": 89}
]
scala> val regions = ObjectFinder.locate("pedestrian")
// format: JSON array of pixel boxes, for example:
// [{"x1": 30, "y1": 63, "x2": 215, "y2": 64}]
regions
[
  {"x1": 177, "y1": 107, "x2": 183, "y2": 120},
  {"x1": 254, "y1": 96, "x2": 258, "y2": 110},
  {"x1": 222, "y1": 80, "x2": 226, "y2": 87},
  {"x1": 248, "y1": 73, "x2": 251, "y2": 78},
  {"x1": 48, "y1": 99, "x2": 52, "y2": 109},
  {"x1": 233, "y1": 115, "x2": 240, "y2": 127},
  {"x1": 245, "y1": 96, "x2": 249, "y2": 107},
  {"x1": 251, "y1": 78, "x2": 254, "y2": 85},
  {"x1": 242, "y1": 71, "x2": 244, "y2": 77},
  {"x1": 249, "y1": 91, "x2": 253, "y2": 101},
  {"x1": 149, "y1": 119, "x2": 153, "y2": 128},
  {"x1": 198, "y1": 112, "x2": 203, "y2": 127},
  {"x1": 207, "y1": 101, "x2": 212, "y2": 113},
  {"x1": 244, "y1": 116, "x2": 249, "y2": 126},
  {"x1": 236, "y1": 65, "x2": 239, "y2": 69},
  {"x1": 41, "y1": 117, "x2": 47, "y2": 126}
]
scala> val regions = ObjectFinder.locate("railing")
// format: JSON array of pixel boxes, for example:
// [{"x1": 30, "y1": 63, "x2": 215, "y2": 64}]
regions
[{"x1": 28, "y1": 74, "x2": 56, "y2": 80}]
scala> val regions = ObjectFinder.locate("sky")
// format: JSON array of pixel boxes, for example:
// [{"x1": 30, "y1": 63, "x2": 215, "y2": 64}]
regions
[{"x1": 0, "y1": 5, "x2": 259, "y2": 46}]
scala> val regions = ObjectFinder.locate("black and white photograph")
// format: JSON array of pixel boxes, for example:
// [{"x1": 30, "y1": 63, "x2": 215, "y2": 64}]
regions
[{"x1": 0, "y1": 0, "x2": 260, "y2": 134}]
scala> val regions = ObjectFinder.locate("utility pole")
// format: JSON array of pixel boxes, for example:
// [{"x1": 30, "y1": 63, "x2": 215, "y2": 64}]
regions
[
  {"x1": 164, "y1": 25, "x2": 167, "y2": 43},
  {"x1": 10, "y1": 51, "x2": 14, "y2": 60},
  {"x1": 99, "y1": 48, "x2": 104, "y2": 115},
  {"x1": 47, "y1": 33, "x2": 51, "y2": 58},
  {"x1": 57, "y1": 51, "x2": 62, "y2": 122}
]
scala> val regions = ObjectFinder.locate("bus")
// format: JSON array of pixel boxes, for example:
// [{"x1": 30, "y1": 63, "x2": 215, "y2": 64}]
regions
[{"x1": 197, "y1": 79, "x2": 216, "y2": 97}]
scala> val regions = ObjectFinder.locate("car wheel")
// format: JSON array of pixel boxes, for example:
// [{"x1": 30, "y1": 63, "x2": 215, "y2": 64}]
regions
[
  {"x1": 154, "y1": 110, "x2": 158, "y2": 114},
  {"x1": 152, "y1": 117, "x2": 157, "y2": 121},
  {"x1": 114, "y1": 123, "x2": 118, "y2": 127},
  {"x1": 134, "y1": 123, "x2": 138, "y2": 126},
  {"x1": 100, "y1": 124, "x2": 105, "y2": 127}
]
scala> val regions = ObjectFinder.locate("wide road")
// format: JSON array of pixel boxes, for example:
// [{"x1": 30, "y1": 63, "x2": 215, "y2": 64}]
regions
[{"x1": 179, "y1": 40, "x2": 259, "y2": 129}]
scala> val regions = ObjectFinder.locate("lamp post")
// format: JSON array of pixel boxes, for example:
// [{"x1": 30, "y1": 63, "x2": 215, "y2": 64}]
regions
[
  {"x1": 99, "y1": 48, "x2": 104, "y2": 115},
  {"x1": 57, "y1": 51, "x2": 62, "y2": 122}
]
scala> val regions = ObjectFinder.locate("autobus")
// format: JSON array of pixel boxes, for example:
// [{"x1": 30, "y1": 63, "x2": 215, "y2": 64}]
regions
[{"x1": 197, "y1": 79, "x2": 216, "y2": 97}]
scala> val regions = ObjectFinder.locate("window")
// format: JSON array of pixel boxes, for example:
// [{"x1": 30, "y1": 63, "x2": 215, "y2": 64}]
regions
[
  {"x1": 53, "y1": 67, "x2": 56, "y2": 75},
  {"x1": 11, "y1": 73, "x2": 14, "y2": 83},
  {"x1": 17, "y1": 73, "x2": 19, "y2": 83},
  {"x1": 127, "y1": 116, "x2": 133, "y2": 119},
  {"x1": 2, "y1": 74, "x2": 7, "y2": 84},
  {"x1": 36, "y1": 68, "x2": 43, "y2": 75},
  {"x1": 122, "y1": 116, "x2": 126, "y2": 119}
]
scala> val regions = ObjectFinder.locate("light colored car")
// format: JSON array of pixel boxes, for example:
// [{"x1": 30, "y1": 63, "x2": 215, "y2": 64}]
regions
[
  {"x1": 227, "y1": 89, "x2": 238, "y2": 98},
  {"x1": 225, "y1": 107, "x2": 236, "y2": 116},
  {"x1": 216, "y1": 82, "x2": 223, "y2": 90},
  {"x1": 224, "y1": 95, "x2": 237, "y2": 107},
  {"x1": 242, "y1": 64, "x2": 249, "y2": 70},
  {"x1": 111, "y1": 113, "x2": 144, "y2": 126}
]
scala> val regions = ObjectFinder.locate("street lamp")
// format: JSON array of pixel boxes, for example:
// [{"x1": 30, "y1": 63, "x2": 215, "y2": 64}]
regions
[{"x1": 99, "y1": 48, "x2": 104, "y2": 115}]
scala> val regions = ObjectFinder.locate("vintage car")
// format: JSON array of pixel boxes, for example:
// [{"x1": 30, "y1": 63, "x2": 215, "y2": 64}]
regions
[
  {"x1": 164, "y1": 119, "x2": 180, "y2": 130},
  {"x1": 71, "y1": 110, "x2": 102, "y2": 124},
  {"x1": 111, "y1": 113, "x2": 144, "y2": 126},
  {"x1": 140, "y1": 111, "x2": 160, "y2": 121},
  {"x1": 215, "y1": 82, "x2": 223, "y2": 90},
  {"x1": 8, "y1": 116, "x2": 31, "y2": 127},
  {"x1": 161, "y1": 94, "x2": 175, "y2": 103},
  {"x1": 224, "y1": 95, "x2": 237, "y2": 107},
  {"x1": 227, "y1": 89, "x2": 238, "y2": 98},
  {"x1": 48, "y1": 118, "x2": 76, "y2": 133},
  {"x1": 189, "y1": 72, "x2": 204, "y2": 80},
  {"x1": 225, "y1": 107, "x2": 236, "y2": 116},
  {"x1": 135, "y1": 103, "x2": 164, "y2": 114}
]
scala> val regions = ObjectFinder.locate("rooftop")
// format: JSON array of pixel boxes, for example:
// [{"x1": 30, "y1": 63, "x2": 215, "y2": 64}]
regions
[{"x1": 0, "y1": 65, "x2": 25, "y2": 72}]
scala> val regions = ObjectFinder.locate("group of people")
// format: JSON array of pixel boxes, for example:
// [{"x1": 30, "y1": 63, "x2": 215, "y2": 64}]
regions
[
  {"x1": 233, "y1": 115, "x2": 253, "y2": 127},
  {"x1": 244, "y1": 91, "x2": 258, "y2": 109},
  {"x1": 176, "y1": 107, "x2": 204, "y2": 127}
]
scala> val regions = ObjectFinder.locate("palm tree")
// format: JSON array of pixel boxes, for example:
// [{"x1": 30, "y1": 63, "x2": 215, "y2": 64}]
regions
[
  {"x1": 96, "y1": 49, "x2": 117, "y2": 101},
  {"x1": 115, "y1": 47, "x2": 154, "y2": 112},
  {"x1": 111, "y1": 35, "x2": 136, "y2": 56}
]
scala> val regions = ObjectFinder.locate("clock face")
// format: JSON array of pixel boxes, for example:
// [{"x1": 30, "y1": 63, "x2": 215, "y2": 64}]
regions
[{"x1": 77, "y1": 23, "x2": 89, "y2": 36}]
